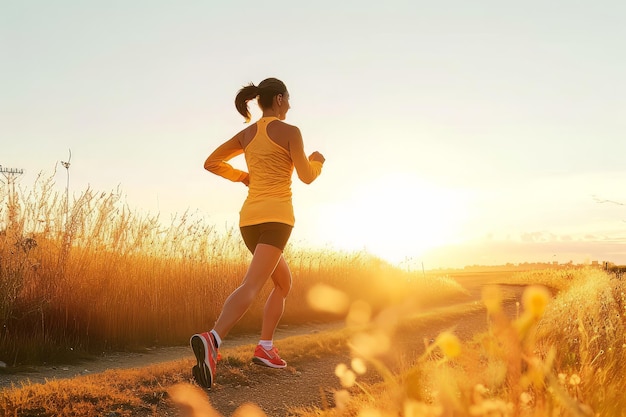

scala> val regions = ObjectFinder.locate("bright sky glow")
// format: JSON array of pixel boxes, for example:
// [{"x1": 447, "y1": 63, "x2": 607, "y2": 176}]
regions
[{"x1": 2, "y1": 1, "x2": 625, "y2": 268}]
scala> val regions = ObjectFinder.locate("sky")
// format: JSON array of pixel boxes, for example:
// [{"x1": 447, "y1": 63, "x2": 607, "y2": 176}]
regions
[{"x1": 1, "y1": 1, "x2": 625, "y2": 269}]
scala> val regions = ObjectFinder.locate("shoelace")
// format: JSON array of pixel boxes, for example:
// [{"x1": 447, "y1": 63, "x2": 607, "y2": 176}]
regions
[{"x1": 266, "y1": 347, "x2": 283, "y2": 360}]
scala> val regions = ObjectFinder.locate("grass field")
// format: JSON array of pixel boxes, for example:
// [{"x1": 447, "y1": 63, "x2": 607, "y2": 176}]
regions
[
  {"x1": 0, "y1": 175, "x2": 465, "y2": 364},
  {"x1": 1, "y1": 177, "x2": 625, "y2": 416},
  {"x1": 0, "y1": 267, "x2": 623, "y2": 416}
]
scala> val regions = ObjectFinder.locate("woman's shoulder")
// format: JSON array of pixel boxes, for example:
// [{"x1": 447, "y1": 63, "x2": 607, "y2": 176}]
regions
[
  {"x1": 268, "y1": 120, "x2": 300, "y2": 135},
  {"x1": 266, "y1": 120, "x2": 301, "y2": 150},
  {"x1": 237, "y1": 123, "x2": 259, "y2": 148}
]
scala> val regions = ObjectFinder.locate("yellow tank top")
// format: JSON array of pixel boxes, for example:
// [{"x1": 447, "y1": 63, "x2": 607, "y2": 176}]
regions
[{"x1": 239, "y1": 117, "x2": 295, "y2": 227}]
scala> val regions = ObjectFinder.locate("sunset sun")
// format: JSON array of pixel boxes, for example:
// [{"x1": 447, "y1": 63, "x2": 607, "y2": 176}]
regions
[{"x1": 314, "y1": 175, "x2": 469, "y2": 265}]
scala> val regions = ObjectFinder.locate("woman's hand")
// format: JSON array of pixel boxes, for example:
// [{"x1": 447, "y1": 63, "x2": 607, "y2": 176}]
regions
[{"x1": 309, "y1": 151, "x2": 325, "y2": 164}]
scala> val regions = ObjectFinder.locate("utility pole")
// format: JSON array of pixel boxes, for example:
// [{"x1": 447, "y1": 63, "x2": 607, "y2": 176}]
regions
[
  {"x1": 0, "y1": 165, "x2": 24, "y2": 203},
  {"x1": 0, "y1": 165, "x2": 24, "y2": 185},
  {"x1": 0, "y1": 165, "x2": 25, "y2": 235}
]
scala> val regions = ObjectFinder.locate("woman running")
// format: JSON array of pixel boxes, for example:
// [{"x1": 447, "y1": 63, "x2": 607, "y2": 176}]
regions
[{"x1": 190, "y1": 77, "x2": 325, "y2": 389}]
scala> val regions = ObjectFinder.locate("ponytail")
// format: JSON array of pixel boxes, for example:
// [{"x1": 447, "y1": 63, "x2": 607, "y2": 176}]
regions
[
  {"x1": 234, "y1": 78, "x2": 288, "y2": 123},
  {"x1": 235, "y1": 83, "x2": 259, "y2": 123}
]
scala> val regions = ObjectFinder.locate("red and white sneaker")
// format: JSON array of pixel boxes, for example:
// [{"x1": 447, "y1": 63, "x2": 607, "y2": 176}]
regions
[
  {"x1": 190, "y1": 332, "x2": 218, "y2": 388},
  {"x1": 252, "y1": 345, "x2": 287, "y2": 368}
]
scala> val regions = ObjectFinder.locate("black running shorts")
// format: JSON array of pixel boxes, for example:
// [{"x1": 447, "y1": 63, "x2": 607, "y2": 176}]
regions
[{"x1": 240, "y1": 222, "x2": 293, "y2": 253}]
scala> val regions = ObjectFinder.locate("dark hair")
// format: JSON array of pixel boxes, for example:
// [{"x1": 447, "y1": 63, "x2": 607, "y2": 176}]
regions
[{"x1": 235, "y1": 78, "x2": 288, "y2": 123}]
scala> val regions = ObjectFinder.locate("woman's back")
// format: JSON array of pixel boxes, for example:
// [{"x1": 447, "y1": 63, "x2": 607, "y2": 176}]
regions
[{"x1": 240, "y1": 117, "x2": 296, "y2": 227}]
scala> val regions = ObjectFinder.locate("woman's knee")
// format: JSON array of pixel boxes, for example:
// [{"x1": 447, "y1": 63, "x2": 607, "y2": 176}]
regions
[
  {"x1": 277, "y1": 276, "x2": 292, "y2": 297},
  {"x1": 272, "y1": 257, "x2": 292, "y2": 297},
  {"x1": 272, "y1": 270, "x2": 292, "y2": 296}
]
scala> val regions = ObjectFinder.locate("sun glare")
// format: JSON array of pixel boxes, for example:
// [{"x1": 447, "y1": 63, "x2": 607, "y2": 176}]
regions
[{"x1": 315, "y1": 175, "x2": 468, "y2": 265}]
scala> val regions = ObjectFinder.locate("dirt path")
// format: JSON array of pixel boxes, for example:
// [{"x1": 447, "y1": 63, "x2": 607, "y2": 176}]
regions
[
  {"x1": 0, "y1": 321, "x2": 345, "y2": 389},
  {"x1": 0, "y1": 280, "x2": 527, "y2": 417}
]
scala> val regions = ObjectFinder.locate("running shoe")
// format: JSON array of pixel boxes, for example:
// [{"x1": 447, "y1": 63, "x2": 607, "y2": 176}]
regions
[
  {"x1": 190, "y1": 332, "x2": 218, "y2": 388},
  {"x1": 252, "y1": 344, "x2": 287, "y2": 368}
]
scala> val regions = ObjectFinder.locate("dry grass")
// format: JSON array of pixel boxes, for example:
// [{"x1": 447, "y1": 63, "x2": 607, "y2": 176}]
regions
[
  {"x1": 3, "y1": 175, "x2": 624, "y2": 416},
  {"x1": 0, "y1": 174, "x2": 464, "y2": 364},
  {"x1": 5, "y1": 267, "x2": 623, "y2": 417},
  {"x1": 1, "y1": 267, "x2": 623, "y2": 417}
]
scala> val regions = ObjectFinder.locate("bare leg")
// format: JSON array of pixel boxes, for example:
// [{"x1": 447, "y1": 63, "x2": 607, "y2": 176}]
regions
[
  {"x1": 213, "y1": 244, "x2": 282, "y2": 339},
  {"x1": 260, "y1": 256, "x2": 292, "y2": 341}
]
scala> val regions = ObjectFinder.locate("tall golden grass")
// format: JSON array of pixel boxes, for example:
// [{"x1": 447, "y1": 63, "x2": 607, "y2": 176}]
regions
[{"x1": 0, "y1": 173, "x2": 462, "y2": 365}]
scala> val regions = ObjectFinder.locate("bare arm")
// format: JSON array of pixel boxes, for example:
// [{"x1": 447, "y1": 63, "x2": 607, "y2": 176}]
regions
[
  {"x1": 204, "y1": 134, "x2": 249, "y2": 184},
  {"x1": 288, "y1": 127, "x2": 324, "y2": 184}
]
